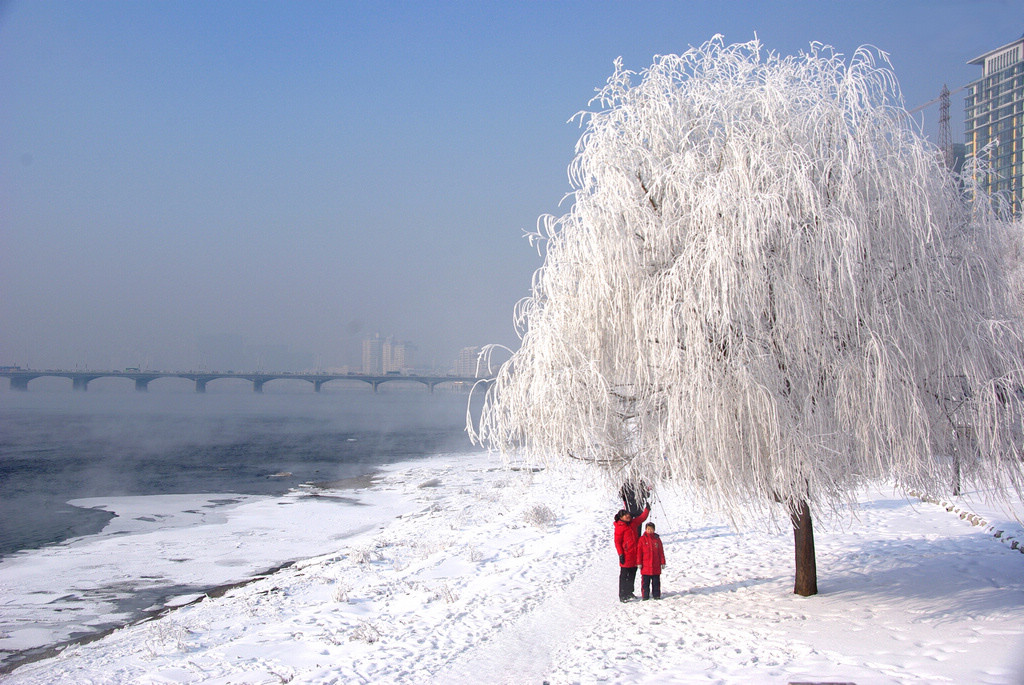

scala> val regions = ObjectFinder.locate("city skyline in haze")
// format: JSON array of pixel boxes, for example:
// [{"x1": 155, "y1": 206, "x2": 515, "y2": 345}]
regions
[{"x1": 1, "y1": 1, "x2": 1018, "y2": 371}]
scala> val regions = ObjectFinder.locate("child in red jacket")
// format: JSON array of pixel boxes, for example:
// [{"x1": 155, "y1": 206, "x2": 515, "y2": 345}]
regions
[{"x1": 636, "y1": 522, "x2": 666, "y2": 600}]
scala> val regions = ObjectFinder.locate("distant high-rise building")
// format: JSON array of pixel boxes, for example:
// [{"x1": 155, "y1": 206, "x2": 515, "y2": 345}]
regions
[
  {"x1": 965, "y1": 35, "x2": 1024, "y2": 215},
  {"x1": 383, "y1": 337, "x2": 413, "y2": 373},
  {"x1": 362, "y1": 334, "x2": 383, "y2": 374},
  {"x1": 363, "y1": 334, "x2": 414, "y2": 374},
  {"x1": 456, "y1": 346, "x2": 481, "y2": 377}
]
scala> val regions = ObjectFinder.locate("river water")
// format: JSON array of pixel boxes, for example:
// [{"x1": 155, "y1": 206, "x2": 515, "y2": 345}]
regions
[
  {"x1": 0, "y1": 382, "x2": 479, "y2": 558},
  {"x1": 0, "y1": 381, "x2": 486, "y2": 671}
]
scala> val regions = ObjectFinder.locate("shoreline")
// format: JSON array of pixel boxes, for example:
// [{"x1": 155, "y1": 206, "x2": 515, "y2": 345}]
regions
[
  {"x1": 4, "y1": 453, "x2": 1023, "y2": 683},
  {"x1": 0, "y1": 463, "x2": 408, "y2": 674},
  {"x1": 0, "y1": 557, "x2": 301, "y2": 676}
]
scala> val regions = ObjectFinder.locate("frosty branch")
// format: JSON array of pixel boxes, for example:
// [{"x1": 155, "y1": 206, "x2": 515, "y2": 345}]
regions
[{"x1": 470, "y1": 36, "x2": 1024, "y2": 596}]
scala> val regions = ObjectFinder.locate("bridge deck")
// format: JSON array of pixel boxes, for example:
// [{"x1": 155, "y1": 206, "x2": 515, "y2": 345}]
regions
[{"x1": 0, "y1": 370, "x2": 491, "y2": 393}]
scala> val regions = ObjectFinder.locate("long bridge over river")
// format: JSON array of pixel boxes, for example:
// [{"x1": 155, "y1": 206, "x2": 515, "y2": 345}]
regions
[{"x1": 0, "y1": 369, "x2": 491, "y2": 393}]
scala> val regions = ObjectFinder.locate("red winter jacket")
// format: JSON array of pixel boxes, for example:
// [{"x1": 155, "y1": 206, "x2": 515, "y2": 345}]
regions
[
  {"x1": 637, "y1": 531, "x2": 666, "y2": 575},
  {"x1": 613, "y1": 507, "x2": 649, "y2": 567}
]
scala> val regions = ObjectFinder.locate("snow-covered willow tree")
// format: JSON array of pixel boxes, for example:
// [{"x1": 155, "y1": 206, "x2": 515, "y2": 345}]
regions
[{"x1": 469, "y1": 37, "x2": 1024, "y2": 596}]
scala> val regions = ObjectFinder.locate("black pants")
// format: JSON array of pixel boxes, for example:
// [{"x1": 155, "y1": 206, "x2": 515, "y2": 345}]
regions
[
  {"x1": 641, "y1": 574, "x2": 661, "y2": 599},
  {"x1": 618, "y1": 566, "x2": 638, "y2": 600}
]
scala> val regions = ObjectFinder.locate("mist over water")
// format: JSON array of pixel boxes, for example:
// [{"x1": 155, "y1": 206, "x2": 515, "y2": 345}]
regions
[{"x1": 0, "y1": 384, "x2": 482, "y2": 557}]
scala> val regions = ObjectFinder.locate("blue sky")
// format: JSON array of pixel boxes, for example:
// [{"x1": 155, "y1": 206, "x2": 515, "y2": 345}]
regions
[{"x1": 0, "y1": 0, "x2": 1020, "y2": 372}]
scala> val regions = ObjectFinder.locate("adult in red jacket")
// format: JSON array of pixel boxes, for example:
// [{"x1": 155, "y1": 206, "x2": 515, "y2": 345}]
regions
[{"x1": 613, "y1": 506, "x2": 649, "y2": 602}]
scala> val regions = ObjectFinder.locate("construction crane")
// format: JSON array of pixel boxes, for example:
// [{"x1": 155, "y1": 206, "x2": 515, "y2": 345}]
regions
[{"x1": 908, "y1": 84, "x2": 967, "y2": 169}]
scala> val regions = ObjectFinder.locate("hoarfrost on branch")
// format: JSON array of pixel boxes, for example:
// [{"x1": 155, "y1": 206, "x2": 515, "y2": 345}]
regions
[{"x1": 470, "y1": 37, "x2": 1024, "y2": 525}]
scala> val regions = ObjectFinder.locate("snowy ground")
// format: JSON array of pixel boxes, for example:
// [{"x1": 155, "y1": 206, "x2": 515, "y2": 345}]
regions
[{"x1": 3, "y1": 450, "x2": 1023, "y2": 684}]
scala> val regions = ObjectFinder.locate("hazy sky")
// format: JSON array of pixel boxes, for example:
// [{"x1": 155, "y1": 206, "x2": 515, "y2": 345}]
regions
[{"x1": 0, "y1": 0, "x2": 1019, "y2": 372}]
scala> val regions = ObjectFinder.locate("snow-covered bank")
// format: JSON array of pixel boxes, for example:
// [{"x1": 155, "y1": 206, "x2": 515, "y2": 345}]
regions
[
  {"x1": 4, "y1": 451, "x2": 1024, "y2": 684},
  {"x1": 0, "y1": 478, "x2": 419, "y2": 667}
]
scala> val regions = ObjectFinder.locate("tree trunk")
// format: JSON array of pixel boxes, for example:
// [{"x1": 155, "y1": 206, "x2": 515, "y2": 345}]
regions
[
  {"x1": 952, "y1": 449, "x2": 962, "y2": 497},
  {"x1": 791, "y1": 499, "x2": 818, "y2": 596}
]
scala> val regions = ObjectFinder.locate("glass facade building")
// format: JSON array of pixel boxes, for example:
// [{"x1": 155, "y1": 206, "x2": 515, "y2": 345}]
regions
[{"x1": 965, "y1": 36, "x2": 1024, "y2": 215}]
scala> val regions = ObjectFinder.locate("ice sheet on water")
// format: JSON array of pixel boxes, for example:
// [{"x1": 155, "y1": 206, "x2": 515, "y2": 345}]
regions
[{"x1": 0, "y1": 483, "x2": 415, "y2": 669}]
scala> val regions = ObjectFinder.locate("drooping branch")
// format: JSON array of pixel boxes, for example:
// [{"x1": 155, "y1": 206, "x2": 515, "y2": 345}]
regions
[
  {"x1": 637, "y1": 172, "x2": 660, "y2": 213},
  {"x1": 470, "y1": 36, "x2": 1024, "y2": 530}
]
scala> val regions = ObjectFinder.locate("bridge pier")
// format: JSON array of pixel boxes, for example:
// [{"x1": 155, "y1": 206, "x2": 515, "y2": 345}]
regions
[
  {"x1": 195, "y1": 379, "x2": 207, "y2": 393},
  {"x1": 135, "y1": 378, "x2": 149, "y2": 392},
  {"x1": 10, "y1": 377, "x2": 30, "y2": 391},
  {"x1": 73, "y1": 377, "x2": 89, "y2": 391},
  {"x1": 253, "y1": 380, "x2": 264, "y2": 393},
  {"x1": 314, "y1": 380, "x2": 325, "y2": 393}
]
